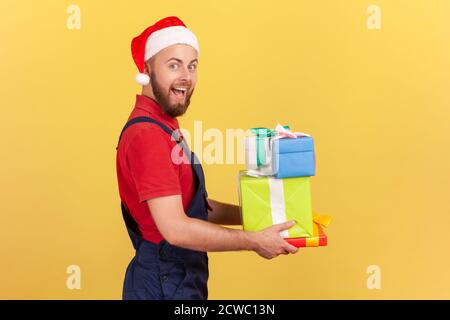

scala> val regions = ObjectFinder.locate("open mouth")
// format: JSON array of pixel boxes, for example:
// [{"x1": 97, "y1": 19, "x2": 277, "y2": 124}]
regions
[{"x1": 171, "y1": 87, "x2": 188, "y2": 99}]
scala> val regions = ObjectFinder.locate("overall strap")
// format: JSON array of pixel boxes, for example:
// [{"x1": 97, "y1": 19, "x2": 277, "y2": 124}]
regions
[
  {"x1": 116, "y1": 116, "x2": 191, "y2": 159},
  {"x1": 117, "y1": 116, "x2": 182, "y2": 147},
  {"x1": 120, "y1": 201, "x2": 141, "y2": 250}
]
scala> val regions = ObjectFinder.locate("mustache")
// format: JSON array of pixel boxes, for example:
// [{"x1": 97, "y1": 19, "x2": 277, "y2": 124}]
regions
[{"x1": 171, "y1": 82, "x2": 192, "y2": 87}]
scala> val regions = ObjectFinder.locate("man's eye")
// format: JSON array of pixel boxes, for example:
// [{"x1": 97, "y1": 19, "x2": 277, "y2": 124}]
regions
[
  {"x1": 189, "y1": 64, "x2": 197, "y2": 71},
  {"x1": 169, "y1": 64, "x2": 178, "y2": 70}
]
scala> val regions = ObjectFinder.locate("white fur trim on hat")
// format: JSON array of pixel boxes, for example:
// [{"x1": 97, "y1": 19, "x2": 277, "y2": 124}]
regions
[
  {"x1": 144, "y1": 26, "x2": 199, "y2": 61},
  {"x1": 135, "y1": 72, "x2": 150, "y2": 86}
]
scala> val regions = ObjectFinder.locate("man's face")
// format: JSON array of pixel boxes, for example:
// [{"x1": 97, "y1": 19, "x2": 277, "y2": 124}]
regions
[{"x1": 146, "y1": 44, "x2": 198, "y2": 117}]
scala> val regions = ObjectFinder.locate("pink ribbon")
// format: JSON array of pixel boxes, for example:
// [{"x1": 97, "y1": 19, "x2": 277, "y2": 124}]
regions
[{"x1": 272, "y1": 123, "x2": 311, "y2": 140}]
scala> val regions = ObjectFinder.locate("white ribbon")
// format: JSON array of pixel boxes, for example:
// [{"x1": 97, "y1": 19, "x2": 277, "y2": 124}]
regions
[{"x1": 268, "y1": 177, "x2": 289, "y2": 238}]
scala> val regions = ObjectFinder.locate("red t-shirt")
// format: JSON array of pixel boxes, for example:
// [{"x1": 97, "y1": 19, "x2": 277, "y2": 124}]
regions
[{"x1": 116, "y1": 94, "x2": 196, "y2": 244}]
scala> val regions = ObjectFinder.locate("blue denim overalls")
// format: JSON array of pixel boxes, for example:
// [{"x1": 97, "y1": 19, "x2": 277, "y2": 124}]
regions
[{"x1": 117, "y1": 116, "x2": 209, "y2": 300}]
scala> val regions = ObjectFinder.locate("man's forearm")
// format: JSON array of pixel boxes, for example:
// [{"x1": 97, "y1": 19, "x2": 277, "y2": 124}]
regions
[
  {"x1": 207, "y1": 199, "x2": 242, "y2": 225},
  {"x1": 167, "y1": 215, "x2": 254, "y2": 252}
]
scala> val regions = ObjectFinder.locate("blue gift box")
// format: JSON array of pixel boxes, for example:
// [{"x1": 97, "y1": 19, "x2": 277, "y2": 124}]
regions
[{"x1": 272, "y1": 136, "x2": 316, "y2": 178}]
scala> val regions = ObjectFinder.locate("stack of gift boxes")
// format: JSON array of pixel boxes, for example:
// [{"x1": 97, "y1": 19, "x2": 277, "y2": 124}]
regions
[{"x1": 238, "y1": 124, "x2": 331, "y2": 248}]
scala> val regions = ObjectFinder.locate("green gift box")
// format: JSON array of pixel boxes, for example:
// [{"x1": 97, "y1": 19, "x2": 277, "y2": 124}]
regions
[{"x1": 238, "y1": 171, "x2": 313, "y2": 238}]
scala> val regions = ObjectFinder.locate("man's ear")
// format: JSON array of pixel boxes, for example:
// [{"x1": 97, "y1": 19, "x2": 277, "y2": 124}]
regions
[{"x1": 144, "y1": 60, "x2": 151, "y2": 76}]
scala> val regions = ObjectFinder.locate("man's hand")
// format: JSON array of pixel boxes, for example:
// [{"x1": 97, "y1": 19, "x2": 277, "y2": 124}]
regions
[{"x1": 248, "y1": 220, "x2": 299, "y2": 259}]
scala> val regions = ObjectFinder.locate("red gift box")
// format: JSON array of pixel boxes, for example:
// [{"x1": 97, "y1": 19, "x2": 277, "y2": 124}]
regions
[{"x1": 286, "y1": 221, "x2": 328, "y2": 248}]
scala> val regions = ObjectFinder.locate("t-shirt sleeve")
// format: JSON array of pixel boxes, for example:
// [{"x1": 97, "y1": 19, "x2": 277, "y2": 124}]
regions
[{"x1": 126, "y1": 127, "x2": 182, "y2": 203}]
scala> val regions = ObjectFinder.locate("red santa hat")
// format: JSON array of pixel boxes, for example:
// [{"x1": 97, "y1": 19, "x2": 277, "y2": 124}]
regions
[{"x1": 131, "y1": 16, "x2": 200, "y2": 85}]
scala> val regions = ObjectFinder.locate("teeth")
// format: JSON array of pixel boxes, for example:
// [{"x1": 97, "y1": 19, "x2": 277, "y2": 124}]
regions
[{"x1": 173, "y1": 87, "x2": 187, "y2": 92}]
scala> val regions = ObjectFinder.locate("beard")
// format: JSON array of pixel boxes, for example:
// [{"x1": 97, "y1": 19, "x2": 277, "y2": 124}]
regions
[{"x1": 150, "y1": 71, "x2": 194, "y2": 117}]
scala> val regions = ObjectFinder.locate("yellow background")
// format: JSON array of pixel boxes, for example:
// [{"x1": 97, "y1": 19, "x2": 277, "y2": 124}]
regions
[{"x1": 1, "y1": 0, "x2": 449, "y2": 299}]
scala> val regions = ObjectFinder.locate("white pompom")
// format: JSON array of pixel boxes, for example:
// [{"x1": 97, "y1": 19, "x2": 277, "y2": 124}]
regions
[{"x1": 135, "y1": 73, "x2": 150, "y2": 85}]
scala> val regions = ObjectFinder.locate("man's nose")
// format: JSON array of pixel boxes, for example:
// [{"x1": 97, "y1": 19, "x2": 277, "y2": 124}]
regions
[{"x1": 179, "y1": 65, "x2": 192, "y2": 82}]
